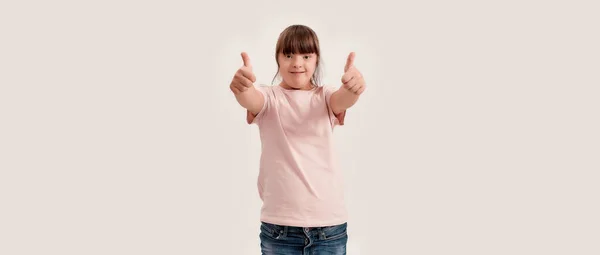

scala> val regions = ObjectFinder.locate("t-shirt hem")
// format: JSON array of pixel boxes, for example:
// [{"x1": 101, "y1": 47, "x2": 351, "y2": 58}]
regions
[{"x1": 260, "y1": 215, "x2": 348, "y2": 228}]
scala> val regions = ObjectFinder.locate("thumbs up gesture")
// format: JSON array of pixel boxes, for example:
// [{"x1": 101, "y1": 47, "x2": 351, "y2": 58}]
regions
[
  {"x1": 230, "y1": 52, "x2": 257, "y2": 95},
  {"x1": 341, "y1": 52, "x2": 366, "y2": 95}
]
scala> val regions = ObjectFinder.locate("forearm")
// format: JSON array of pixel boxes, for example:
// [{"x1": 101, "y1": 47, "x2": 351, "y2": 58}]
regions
[
  {"x1": 234, "y1": 86, "x2": 263, "y2": 114},
  {"x1": 331, "y1": 87, "x2": 360, "y2": 114}
]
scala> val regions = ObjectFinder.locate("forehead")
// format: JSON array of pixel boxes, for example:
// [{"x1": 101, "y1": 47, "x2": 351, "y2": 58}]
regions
[
  {"x1": 277, "y1": 32, "x2": 319, "y2": 55},
  {"x1": 279, "y1": 52, "x2": 316, "y2": 56}
]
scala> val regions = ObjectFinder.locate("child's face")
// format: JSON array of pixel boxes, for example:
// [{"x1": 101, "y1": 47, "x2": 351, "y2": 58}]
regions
[{"x1": 278, "y1": 52, "x2": 318, "y2": 89}]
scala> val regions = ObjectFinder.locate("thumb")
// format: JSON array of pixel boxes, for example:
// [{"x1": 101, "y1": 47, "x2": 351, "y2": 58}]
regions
[
  {"x1": 241, "y1": 52, "x2": 252, "y2": 68},
  {"x1": 344, "y1": 52, "x2": 355, "y2": 72}
]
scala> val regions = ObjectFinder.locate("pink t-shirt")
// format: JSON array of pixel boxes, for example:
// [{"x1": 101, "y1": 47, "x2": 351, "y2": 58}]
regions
[{"x1": 246, "y1": 84, "x2": 347, "y2": 227}]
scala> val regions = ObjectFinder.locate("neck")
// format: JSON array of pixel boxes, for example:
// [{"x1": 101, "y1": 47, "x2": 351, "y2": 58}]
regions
[{"x1": 279, "y1": 81, "x2": 314, "y2": 91}]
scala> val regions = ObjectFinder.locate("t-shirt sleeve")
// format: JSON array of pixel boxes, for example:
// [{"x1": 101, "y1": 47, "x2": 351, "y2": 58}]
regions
[
  {"x1": 246, "y1": 85, "x2": 270, "y2": 125},
  {"x1": 323, "y1": 85, "x2": 346, "y2": 126}
]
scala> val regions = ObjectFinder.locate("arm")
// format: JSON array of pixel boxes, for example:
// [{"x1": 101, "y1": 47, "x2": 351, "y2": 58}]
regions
[
  {"x1": 330, "y1": 52, "x2": 367, "y2": 115},
  {"x1": 330, "y1": 87, "x2": 360, "y2": 115},
  {"x1": 229, "y1": 52, "x2": 264, "y2": 115},
  {"x1": 234, "y1": 86, "x2": 264, "y2": 115}
]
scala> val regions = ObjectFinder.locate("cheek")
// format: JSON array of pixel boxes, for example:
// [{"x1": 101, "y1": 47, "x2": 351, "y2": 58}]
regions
[
  {"x1": 309, "y1": 62, "x2": 317, "y2": 73},
  {"x1": 279, "y1": 65, "x2": 288, "y2": 75},
  {"x1": 307, "y1": 65, "x2": 317, "y2": 76}
]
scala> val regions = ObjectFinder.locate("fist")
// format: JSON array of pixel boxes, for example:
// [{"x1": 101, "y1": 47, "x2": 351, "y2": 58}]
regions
[
  {"x1": 341, "y1": 52, "x2": 366, "y2": 95},
  {"x1": 230, "y1": 52, "x2": 256, "y2": 95}
]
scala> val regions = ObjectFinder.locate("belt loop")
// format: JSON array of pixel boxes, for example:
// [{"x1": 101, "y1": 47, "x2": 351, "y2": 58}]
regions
[
  {"x1": 282, "y1": 225, "x2": 288, "y2": 237},
  {"x1": 319, "y1": 228, "x2": 326, "y2": 240}
]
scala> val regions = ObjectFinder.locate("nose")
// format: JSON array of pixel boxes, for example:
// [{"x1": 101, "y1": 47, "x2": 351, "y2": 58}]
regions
[{"x1": 293, "y1": 57, "x2": 302, "y2": 68}]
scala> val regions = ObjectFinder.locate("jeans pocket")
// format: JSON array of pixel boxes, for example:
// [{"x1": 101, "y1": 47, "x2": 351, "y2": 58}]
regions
[
  {"x1": 322, "y1": 223, "x2": 348, "y2": 241},
  {"x1": 260, "y1": 222, "x2": 283, "y2": 239}
]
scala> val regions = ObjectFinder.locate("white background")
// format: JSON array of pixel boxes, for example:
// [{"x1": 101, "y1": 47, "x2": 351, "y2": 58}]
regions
[{"x1": 1, "y1": 0, "x2": 598, "y2": 254}]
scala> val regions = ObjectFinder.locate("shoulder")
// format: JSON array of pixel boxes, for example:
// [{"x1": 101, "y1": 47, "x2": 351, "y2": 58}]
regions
[
  {"x1": 318, "y1": 85, "x2": 340, "y2": 99},
  {"x1": 319, "y1": 84, "x2": 339, "y2": 93},
  {"x1": 254, "y1": 84, "x2": 278, "y2": 97},
  {"x1": 256, "y1": 84, "x2": 274, "y2": 92}
]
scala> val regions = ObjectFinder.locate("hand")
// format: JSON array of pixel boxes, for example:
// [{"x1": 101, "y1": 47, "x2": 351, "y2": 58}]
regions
[
  {"x1": 341, "y1": 52, "x2": 366, "y2": 95},
  {"x1": 230, "y1": 52, "x2": 257, "y2": 94}
]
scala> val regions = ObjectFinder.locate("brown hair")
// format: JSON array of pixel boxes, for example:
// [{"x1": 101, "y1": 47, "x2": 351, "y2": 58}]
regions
[{"x1": 271, "y1": 24, "x2": 323, "y2": 86}]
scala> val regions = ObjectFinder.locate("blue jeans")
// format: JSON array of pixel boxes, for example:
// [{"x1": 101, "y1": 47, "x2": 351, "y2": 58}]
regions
[{"x1": 259, "y1": 221, "x2": 348, "y2": 255}]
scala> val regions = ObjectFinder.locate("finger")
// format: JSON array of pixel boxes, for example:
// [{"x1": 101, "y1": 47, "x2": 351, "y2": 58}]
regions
[
  {"x1": 344, "y1": 52, "x2": 355, "y2": 72},
  {"x1": 241, "y1": 52, "x2": 252, "y2": 68},
  {"x1": 239, "y1": 67, "x2": 256, "y2": 83},
  {"x1": 344, "y1": 80, "x2": 357, "y2": 91},
  {"x1": 234, "y1": 71, "x2": 252, "y2": 87},
  {"x1": 231, "y1": 82, "x2": 247, "y2": 93},
  {"x1": 236, "y1": 75, "x2": 253, "y2": 88},
  {"x1": 230, "y1": 86, "x2": 241, "y2": 94},
  {"x1": 234, "y1": 82, "x2": 248, "y2": 92},
  {"x1": 356, "y1": 85, "x2": 366, "y2": 95},
  {"x1": 351, "y1": 83, "x2": 361, "y2": 93},
  {"x1": 341, "y1": 71, "x2": 354, "y2": 84}
]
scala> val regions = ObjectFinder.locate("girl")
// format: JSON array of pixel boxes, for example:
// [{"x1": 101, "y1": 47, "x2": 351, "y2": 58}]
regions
[{"x1": 229, "y1": 24, "x2": 366, "y2": 255}]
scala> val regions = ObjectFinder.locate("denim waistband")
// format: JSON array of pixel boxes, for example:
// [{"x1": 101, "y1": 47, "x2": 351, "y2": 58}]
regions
[{"x1": 261, "y1": 221, "x2": 347, "y2": 233}]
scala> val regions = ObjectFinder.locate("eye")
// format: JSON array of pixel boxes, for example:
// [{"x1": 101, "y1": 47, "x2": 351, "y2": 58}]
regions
[
  {"x1": 285, "y1": 54, "x2": 292, "y2": 58},
  {"x1": 303, "y1": 55, "x2": 311, "y2": 59}
]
